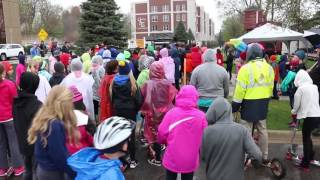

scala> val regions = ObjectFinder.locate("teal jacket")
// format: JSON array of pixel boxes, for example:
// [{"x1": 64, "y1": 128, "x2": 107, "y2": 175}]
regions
[{"x1": 281, "y1": 71, "x2": 296, "y2": 93}]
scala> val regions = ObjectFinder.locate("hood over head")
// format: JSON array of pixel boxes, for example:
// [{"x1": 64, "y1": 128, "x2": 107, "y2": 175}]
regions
[
  {"x1": 294, "y1": 70, "x2": 313, "y2": 87},
  {"x1": 191, "y1": 47, "x2": 199, "y2": 53},
  {"x1": 138, "y1": 55, "x2": 155, "y2": 71},
  {"x1": 54, "y1": 62, "x2": 65, "y2": 74},
  {"x1": 149, "y1": 61, "x2": 165, "y2": 80},
  {"x1": 206, "y1": 97, "x2": 233, "y2": 125},
  {"x1": 71, "y1": 58, "x2": 83, "y2": 72},
  {"x1": 203, "y1": 49, "x2": 216, "y2": 63},
  {"x1": 116, "y1": 53, "x2": 126, "y2": 61},
  {"x1": 246, "y1": 43, "x2": 263, "y2": 61},
  {"x1": 67, "y1": 148, "x2": 122, "y2": 180},
  {"x1": 110, "y1": 48, "x2": 119, "y2": 59},
  {"x1": 92, "y1": 55, "x2": 103, "y2": 65},
  {"x1": 20, "y1": 72, "x2": 40, "y2": 94},
  {"x1": 102, "y1": 49, "x2": 111, "y2": 59},
  {"x1": 160, "y1": 48, "x2": 169, "y2": 57},
  {"x1": 124, "y1": 50, "x2": 131, "y2": 60},
  {"x1": 175, "y1": 85, "x2": 199, "y2": 108},
  {"x1": 18, "y1": 54, "x2": 26, "y2": 65},
  {"x1": 81, "y1": 53, "x2": 91, "y2": 63}
]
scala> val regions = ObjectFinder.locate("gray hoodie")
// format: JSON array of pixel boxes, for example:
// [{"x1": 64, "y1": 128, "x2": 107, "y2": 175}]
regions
[{"x1": 201, "y1": 97, "x2": 262, "y2": 180}]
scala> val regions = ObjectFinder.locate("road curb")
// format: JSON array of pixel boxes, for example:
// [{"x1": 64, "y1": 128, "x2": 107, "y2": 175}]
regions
[{"x1": 268, "y1": 130, "x2": 320, "y2": 145}]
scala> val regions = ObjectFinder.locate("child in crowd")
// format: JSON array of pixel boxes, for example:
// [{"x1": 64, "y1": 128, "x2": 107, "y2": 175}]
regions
[
  {"x1": 13, "y1": 72, "x2": 42, "y2": 180},
  {"x1": 28, "y1": 58, "x2": 51, "y2": 103},
  {"x1": 110, "y1": 60, "x2": 142, "y2": 169},
  {"x1": 159, "y1": 48, "x2": 175, "y2": 84},
  {"x1": 68, "y1": 117, "x2": 135, "y2": 180},
  {"x1": 0, "y1": 63, "x2": 25, "y2": 177},
  {"x1": 91, "y1": 56, "x2": 105, "y2": 121},
  {"x1": 291, "y1": 70, "x2": 320, "y2": 171},
  {"x1": 28, "y1": 86, "x2": 79, "y2": 180},
  {"x1": 99, "y1": 60, "x2": 118, "y2": 121},
  {"x1": 170, "y1": 48, "x2": 181, "y2": 90},
  {"x1": 141, "y1": 61, "x2": 177, "y2": 166},
  {"x1": 158, "y1": 85, "x2": 207, "y2": 180},
  {"x1": 37, "y1": 58, "x2": 52, "y2": 81},
  {"x1": 66, "y1": 86, "x2": 93, "y2": 154},
  {"x1": 49, "y1": 62, "x2": 66, "y2": 87},
  {"x1": 16, "y1": 54, "x2": 26, "y2": 86},
  {"x1": 137, "y1": 55, "x2": 154, "y2": 88},
  {"x1": 216, "y1": 49, "x2": 224, "y2": 67}
]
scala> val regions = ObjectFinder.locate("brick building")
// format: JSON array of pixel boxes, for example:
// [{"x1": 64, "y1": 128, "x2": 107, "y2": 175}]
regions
[
  {"x1": 131, "y1": 0, "x2": 214, "y2": 43},
  {"x1": 0, "y1": 0, "x2": 21, "y2": 43}
]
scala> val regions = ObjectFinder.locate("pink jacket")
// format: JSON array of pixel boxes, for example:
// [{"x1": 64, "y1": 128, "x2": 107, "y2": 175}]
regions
[
  {"x1": 158, "y1": 85, "x2": 207, "y2": 173},
  {"x1": 16, "y1": 64, "x2": 26, "y2": 86},
  {"x1": 0, "y1": 79, "x2": 17, "y2": 122},
  {"x1": 159, "y1": 48, "x2": 175, "y2": 83}
]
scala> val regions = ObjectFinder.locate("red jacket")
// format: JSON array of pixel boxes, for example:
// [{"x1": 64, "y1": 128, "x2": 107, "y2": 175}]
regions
[
  {"x1": 0, "y1": 79, "x2": 17, "y2": 122},
  {"x1": 67, "y1": 126, "x2": 93, "y2": 154},
  {"x1": 191, "y1": 47, "x2": 202, "y2": 70},
  {"x1": 60, "y1": 53, "x2": 71, "y2": 67},
  {"x1": 99, "y1": 74, "x2": 115, "y2": 121},
  {"x1": 216, "y1": 53, "x2": 224, "y2": 67}
]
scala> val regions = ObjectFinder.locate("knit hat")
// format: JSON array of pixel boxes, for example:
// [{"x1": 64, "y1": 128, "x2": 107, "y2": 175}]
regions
[
  {"x1": 124, "y1": 51, "x2": 131, "y2": 60},
  {"x1": 54, "y1": 62, "x2": 65, "y2": 73},
  {"x1": 295, "y1": 50, "x2": 306, "y2": 60},
  {"x1": 20, "y1": 72, "x2": 40, "y2": 94},
  {"x1": 69, "y1": 85, "x2": 83, "y2": 102},
  {"x1": 118, "y1": 60, "x2": 130, "y2": 75},
  {"x1": 71, "y1": 58, "x2": 83, "y2": 72},
  {"x1": 1, "y1": 61, "x2": 13, "y2": 73},
  {"x1": 116, "y1": 53, "x2": 126, "y2": 61},
  {"x1": 203, "y1": 49, "x2": 216, "y2": 62}
]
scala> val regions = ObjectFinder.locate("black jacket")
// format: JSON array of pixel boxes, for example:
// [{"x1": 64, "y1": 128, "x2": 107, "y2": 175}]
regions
[
  {"x1": 49, "y1": 73, "x2": 65, "y2": 87},
  {"x1": 13, "y1": 92, "x2": 42, "y2": 156}
]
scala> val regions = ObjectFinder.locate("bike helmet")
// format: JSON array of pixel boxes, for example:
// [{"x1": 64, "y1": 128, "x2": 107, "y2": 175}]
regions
[
  {"x1": 246, "y1": 43, "x2": 263, "y2": 61},
  {"x1": 94, "y1": 116, "x2": 135, "y2": 151}
]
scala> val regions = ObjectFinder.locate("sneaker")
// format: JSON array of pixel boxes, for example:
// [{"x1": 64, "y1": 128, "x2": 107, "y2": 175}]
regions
[
  {"x1": 6, "y1": 167, "x2": 14, "y2": 177},
  {"x1": 13, "y1": 166, "x2": 25, "y2": 176},
  {"x1": 129, "y1": 160, "x2": 139, "y2": 169},
  {"x1": 310, "y1": 160, "x2": 320, "y2": 167},
  {"x1": 148, "y1": 159, "x2": 162, "y2": 167},
  {"x1": 0, "y1": 168, "x2": 7, "y2": 177}
]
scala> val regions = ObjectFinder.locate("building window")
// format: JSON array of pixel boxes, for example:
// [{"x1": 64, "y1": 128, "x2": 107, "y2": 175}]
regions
[
  {"x1": 151, "y1": 25, "x2": 158, "y2": 31},
  {"x1": 163, "y1": 15, "x2": 169, "y2": 22},
  {"x1": 176, "y1": 14, "x2": 181, "y2": 21},
  {"x1": 151, "y1": 15, "x2": 158, "y2": 22},
  {"x1": 163, "y1": 24, "x2": 169, "y2": 31},
  {"x1": 162, "y1": 5, "x2": 169, "y2": 12},
  {"x1": 181, "y1": 4, "x2": 186, "y2": 11},
  {"x1": 181, "y1": 14, "x2": 186, "y2": 22},
  {"x1": 176, "y1": 4, "x2": 180, "y2": 11},
  {"x1": 151, "y1": 6, "x2": 157, "y2": 12}
]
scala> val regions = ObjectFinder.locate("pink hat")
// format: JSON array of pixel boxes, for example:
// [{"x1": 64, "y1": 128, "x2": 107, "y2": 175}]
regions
[{"x1": 69, "y1": 86, "x2": 83, "y2": 102}]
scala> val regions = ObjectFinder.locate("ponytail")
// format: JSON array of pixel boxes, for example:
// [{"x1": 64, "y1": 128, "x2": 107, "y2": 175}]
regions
[{"x1": 0, "y1": 63, "x2": 4, "y2": 82}]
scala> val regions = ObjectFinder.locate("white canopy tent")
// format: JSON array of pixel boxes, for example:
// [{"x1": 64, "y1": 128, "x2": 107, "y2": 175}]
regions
[{"x1": 238, "y1": 23, "x2": 310, "y2": 54}]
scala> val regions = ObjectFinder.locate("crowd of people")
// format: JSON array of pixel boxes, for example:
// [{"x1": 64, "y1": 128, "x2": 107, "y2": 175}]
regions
[{"x1": 0, "y1": 41, "x2": 319, "y2": 180}]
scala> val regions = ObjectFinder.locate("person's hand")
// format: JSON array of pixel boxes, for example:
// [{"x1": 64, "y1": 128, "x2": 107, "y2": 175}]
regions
[{"x1": 291, "y1": 114, "x2": 297, "y2": 120}]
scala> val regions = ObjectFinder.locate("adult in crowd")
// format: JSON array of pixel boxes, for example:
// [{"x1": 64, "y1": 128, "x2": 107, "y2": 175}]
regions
[
  {"x1": 226, "y1": 48, "x2": 235, "y2": 81},
  {"x1": 16, "y1": 54, "x2": 26, "y2": 87},
  {"x1": 39, "y1": 41, "x2": 47, "y2": 57},
  {"x1": 49, "y1": 62, "x2": 66, "y2": 87},
  {"x1": 201, "y1": 97, "x2": 262, "y2": 180},
  {"x1": 61, "y1": 58, "x2": 95, "y2": 121},
  {"x1": 13, "y1": 72, "x2": 42, "y2": 180},
  {"x1": 159, "y1": 48, "x2": 175, "y2": 84},
  {"x1": 190, "y1": 46, "x2": 202, "y2": 70},
  {"x1": 232, "y1": 43, "x2": 274, "y2": 163},
  {"x1": 190, "y1": 49, "x2": 229, "y2": 112}
]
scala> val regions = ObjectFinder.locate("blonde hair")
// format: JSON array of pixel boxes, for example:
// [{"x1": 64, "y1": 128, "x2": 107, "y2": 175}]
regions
[{"x1": 28, "y1": 85, "x2": 79, "y2": 146}]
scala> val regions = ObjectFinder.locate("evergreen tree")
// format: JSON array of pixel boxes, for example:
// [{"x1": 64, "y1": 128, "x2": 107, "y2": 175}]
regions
[
  {"x1": 78, "y1": 0, "x2": 127, "y2": 50},
  {"x1": 187, "y1": 28, "x2": 195, "y2": 42},
  {"x1": 173, "y1": 21, "x2": 188, "y2": 42}
]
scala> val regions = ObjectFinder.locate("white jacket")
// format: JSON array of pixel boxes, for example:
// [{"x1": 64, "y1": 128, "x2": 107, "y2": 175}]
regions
[
  {"x1": 292, "y1": 70, "x2": 320, "y2": 119},
  {"x1": 61, "y1": 72, "x2": 95, "y2": 120},
  {"x1": 35, "y1": 75, "x2": 51, "y2": 103}
]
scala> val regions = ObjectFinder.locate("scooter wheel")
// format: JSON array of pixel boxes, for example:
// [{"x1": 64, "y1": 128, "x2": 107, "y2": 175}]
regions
[{"x1": 270, "y1": 158, "x2": 286, "y2": 179}]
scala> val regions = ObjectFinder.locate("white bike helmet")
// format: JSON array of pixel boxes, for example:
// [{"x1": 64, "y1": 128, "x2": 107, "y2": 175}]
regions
[{"x1": 94, "y1": 116, "x2": 135, "y2": 151}]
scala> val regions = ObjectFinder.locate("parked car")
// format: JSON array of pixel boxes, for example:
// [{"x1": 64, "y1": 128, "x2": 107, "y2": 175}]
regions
[{"x1": 0, "y1": 44, "x2": 25, "y2": 60}]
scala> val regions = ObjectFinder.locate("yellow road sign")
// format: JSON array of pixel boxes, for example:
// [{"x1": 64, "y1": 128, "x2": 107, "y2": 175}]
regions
[{"x1": 38, "y1": 28, "x2": 48, "y2": 41}]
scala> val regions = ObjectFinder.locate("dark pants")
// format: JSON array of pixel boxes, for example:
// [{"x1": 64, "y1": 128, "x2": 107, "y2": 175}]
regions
[
  {"x1": 302, "y1": 117, "x2": 320, "y2": 167},
  {"x1": 115, "y1": 109, "x2": 137, "y2": 161},
  {"x1": 273, "y1": 81, "x2": 279, "y2": 99},
  {"x1": 36, "y1": 166, "x2": 65, "y2": 180},
  {"x1": 23, "y1": 155, "x2": 35, "y2": 180},
  {"x1": 0, "y1": 121, "x2": 23, "y2": 168},
  {"x1": 226, "y1": 65, "x2": 232, "y2": 80},
  {"x1": 166, "y1": 169, "x2": 194, "y2": 180},
  {"x1": 93, "y1": 100, "x2": 99, "y2": 116},
  {"x1": 149, "y1": 143, "x2": 161, "y2": 161},
  {"x1": 175, "y1": 79, "x2": 180, "y2": 90}
]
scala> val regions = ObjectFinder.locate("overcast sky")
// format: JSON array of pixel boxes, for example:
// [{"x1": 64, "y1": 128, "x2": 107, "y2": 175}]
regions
[{"x1": 50, "y1": 0, "x2": 222, "y2": 32}]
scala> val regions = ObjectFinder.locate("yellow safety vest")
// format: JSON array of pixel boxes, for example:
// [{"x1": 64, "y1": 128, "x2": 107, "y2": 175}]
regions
[{"x1": 233, "y1": 59, "x2": 274, "y2": 103}]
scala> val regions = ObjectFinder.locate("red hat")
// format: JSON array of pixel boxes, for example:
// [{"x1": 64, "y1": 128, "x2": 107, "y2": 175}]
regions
[
  {"x1": 270, "y1": 55, "x2": 277, "y2": 62},
  {"x1": 1, "y1": 61, "x2": 13, "y2": 73},
  {"x1": 240, "y1": 52, "x2": 246, "y2": 60},
  {"x1": 290, "y1": 56, "x2": 300, "y2": 68}
]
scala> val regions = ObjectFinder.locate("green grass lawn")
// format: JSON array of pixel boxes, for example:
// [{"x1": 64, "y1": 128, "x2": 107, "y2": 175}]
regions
[{"x1": 267, "y1": 99, "x2": 292, "y2": 130}]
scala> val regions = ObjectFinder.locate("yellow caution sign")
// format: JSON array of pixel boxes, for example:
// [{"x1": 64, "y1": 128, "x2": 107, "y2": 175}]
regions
[
  {"x1": 38, "y1": 28, "x2": 48, "y2": 41},
  {"x1": 136, "y1": 39, "x2": 145, "y2": 49}
]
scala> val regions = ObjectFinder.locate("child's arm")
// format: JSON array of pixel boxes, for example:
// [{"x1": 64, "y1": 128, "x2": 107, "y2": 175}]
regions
[{"x1": 291, "y1": 88, "x2": 302, "y2": 115}]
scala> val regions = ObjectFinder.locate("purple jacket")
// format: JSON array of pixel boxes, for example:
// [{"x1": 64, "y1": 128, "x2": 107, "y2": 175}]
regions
[{"x1": 158, "y1": 85, "x2": 207, "y2": 173}]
